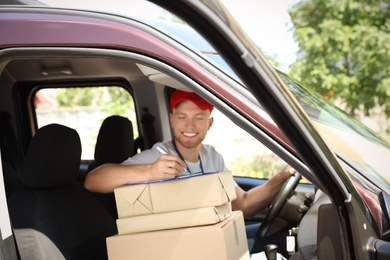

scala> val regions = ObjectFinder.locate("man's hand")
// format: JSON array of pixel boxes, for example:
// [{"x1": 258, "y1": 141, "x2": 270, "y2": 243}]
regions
[
  {"x1": 149, "y1": 154, "x2": 187, "y2": 180},
  {"x1": 279, "y1": 165, "x2": 297, "y2": 181}
]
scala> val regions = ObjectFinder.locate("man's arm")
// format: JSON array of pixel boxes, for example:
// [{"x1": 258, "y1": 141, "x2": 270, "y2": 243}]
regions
[
  {"x1": 231, "y1": 165, "x2": 296, "y2": 219},
  {"x1": 84, "y1": 154, "x2": 186, "y2": 193}
]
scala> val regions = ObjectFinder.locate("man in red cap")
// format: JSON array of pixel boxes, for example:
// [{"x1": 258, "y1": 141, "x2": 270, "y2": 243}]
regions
[{"x1": 85, "y1": 89, "x2": 295, "y2": 219}]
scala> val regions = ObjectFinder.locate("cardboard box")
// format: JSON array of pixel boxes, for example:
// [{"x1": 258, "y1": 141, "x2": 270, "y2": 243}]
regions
[
  {"x1": 114, "y1": 171, "x2": 236, "y2": 218},
  {"x1": 107, "y1": 211, "x2": 249, "y2": 260},
  {"x1": 116, "y1": 202, "x2": 231, "y2": 235}
]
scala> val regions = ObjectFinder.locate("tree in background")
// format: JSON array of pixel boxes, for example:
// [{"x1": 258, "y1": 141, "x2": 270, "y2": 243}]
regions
[
  {"x1": 56, "y1": 87, "x2": 100, "y2": 107},
  {"x1": 288, "y1": 0, "x2": 389, "y2": 117},
  {"x1": 56, "y1": 86, "x2": 135, "y2": 119}
]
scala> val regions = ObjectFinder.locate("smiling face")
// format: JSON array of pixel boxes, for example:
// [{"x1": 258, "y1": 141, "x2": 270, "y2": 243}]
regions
[{"x1": 170, "y1": 100, "x2": 213, "y2": 151}]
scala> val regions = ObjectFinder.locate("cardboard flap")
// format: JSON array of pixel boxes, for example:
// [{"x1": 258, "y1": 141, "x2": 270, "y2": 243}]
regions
[
  {"x1": 115, "y1": 185, "x2": 154, "y2": 216},
  {"x1": 213, "y1": 202, "x2": 232, "y2": 221},
  {"x1": 138, "y1": 187, "x2": 153, "y2": 212},
  {"x1": 117, "y1": 184, "x2": 148, "y2": 205},
  {"x1": 217, "y1": 171, "x2": 237, "y2": 201}
]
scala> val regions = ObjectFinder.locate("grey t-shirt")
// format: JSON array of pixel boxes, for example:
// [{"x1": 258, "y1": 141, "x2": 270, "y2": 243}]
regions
[{"x1": 121, "y1": 140, "x2": 228, "y2": 174}]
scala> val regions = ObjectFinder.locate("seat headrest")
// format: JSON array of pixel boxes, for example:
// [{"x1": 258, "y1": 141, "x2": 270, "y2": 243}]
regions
[
  {"x1": 22, "y1": 124, "x2": 81, "y2": 188},
  {"x1": 94, "y1": 115, "x2": 134, "y2": 164}
]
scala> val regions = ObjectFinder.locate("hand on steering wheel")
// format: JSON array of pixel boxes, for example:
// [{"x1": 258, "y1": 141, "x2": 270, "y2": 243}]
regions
[{"x1": 256, "y1": 172, "x2": 301, "y2": 239}]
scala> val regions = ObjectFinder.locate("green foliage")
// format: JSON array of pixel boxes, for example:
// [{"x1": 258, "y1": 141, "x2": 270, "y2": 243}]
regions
[
  {"x1": 56, "y1": 87, "x2": 100, "y2": 107},
  {"x1": 288, "y1": 0, "x2": 390, "y2": 116},
  {"x1": 56, "y1": 86, "x2": 135, "y2": 119},
  {"x1": 102, "y1": 87, "x2": 135, "y2": 119},
  {"x1": 55, "y1": 86, "x2": 138, "y2": 138},
  {"x1": 229, "y1": 153, "x2": 285, "y2": 179}
]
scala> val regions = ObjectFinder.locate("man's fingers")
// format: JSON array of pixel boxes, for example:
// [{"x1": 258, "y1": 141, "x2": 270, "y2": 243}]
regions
[
  {"x1": 289, "y1": 167, "x2": 296, "y2": 174},
  {"x1": 156, "y1": 155, "x2": 186, "y2": 176},
  {"x1": 159, "y1": 154, "x2": 187, "y2": 172}
]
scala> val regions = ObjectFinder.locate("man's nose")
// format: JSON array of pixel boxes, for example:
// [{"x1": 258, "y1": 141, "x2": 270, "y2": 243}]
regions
[{"x1": 184, "y1": 118, "x2": 196, "y2": 127}]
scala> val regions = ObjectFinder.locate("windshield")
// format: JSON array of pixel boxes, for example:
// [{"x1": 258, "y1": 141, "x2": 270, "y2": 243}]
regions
[{"x1": 280, "y1": 73, "x2": 390, "y2": 191}]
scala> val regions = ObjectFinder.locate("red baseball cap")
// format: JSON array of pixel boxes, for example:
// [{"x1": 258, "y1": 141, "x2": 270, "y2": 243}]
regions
[{"x1": 170, "y1": 90, "x2": 214, "y2": 112}]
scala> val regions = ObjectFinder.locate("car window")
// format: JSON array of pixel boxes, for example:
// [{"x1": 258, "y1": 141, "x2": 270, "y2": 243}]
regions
[
  {"x1": 204, "y1": 108, "x2": 286, "y2": 180},
  {"x1": 34, "y1": 86, "x2": 138, "y2": 160}
]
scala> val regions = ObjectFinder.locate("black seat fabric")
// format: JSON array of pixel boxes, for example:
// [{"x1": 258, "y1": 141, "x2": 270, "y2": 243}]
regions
[
  {"x1": 8, "y1": 124, "x2": 117, "y2": 260},
  {"x1": 87, "y1": 115, "x2": 134, "y2": 220},
  {"x1": 91, "y1": 115, "x2": 134, "y2": 170}
]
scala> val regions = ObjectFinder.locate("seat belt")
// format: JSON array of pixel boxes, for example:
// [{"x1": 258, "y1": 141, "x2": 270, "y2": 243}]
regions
[{"x1": 0, "y1": 112, "x2": 23, "y2": 192}]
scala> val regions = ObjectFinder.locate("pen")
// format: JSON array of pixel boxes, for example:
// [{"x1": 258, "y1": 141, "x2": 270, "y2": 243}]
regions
[
  {"x1": 156, "y1": 146, "x2": 168, "y2": 154},
  {"x1": 156, "y1": 145, "x2": 190, "y2": 176}
]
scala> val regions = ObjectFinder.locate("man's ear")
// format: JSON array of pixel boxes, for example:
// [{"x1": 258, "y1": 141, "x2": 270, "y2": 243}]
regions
[{"x1": 208, "y1": 117, "x2": 214, "y2": 130}]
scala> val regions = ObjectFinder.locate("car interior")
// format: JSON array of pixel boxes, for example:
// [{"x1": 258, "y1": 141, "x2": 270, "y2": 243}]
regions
[{"x1": 0, "y1": 46, "x2": 319, "y2": 259}]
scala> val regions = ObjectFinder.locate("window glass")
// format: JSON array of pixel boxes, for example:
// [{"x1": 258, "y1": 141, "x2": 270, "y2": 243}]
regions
[
  {"x1": 204, "y1": 108, "x2": 285, "y2": 179},
  {"x1": 34, "y1": 86, "x2": 137, "y2": 160}
]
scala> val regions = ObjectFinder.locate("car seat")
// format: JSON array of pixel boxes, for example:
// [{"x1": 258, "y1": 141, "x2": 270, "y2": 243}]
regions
[
  {"x1": 8, "y1": 124, "x2": 117, "y2": 260},
  {"x1": 88, "y1": 115, "x2": 134, "y2": 172},
  {"x1": 87, "y1": 115, "x2": 134, "y2": 219}
]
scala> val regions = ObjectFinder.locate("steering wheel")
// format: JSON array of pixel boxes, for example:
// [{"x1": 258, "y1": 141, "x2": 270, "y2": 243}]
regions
[{"x1": 256, "y1": 172, "x2": 301, "y2": 239}]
